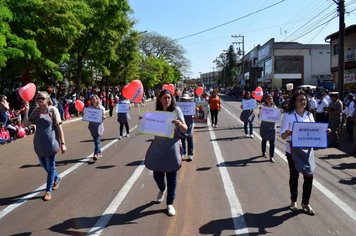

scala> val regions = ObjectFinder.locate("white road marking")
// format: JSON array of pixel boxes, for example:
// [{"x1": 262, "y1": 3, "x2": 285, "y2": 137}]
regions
[
  {"x1": 87, "y1": 161, "x2": 145, "y2": 236},
  {"x1": 208, "y1": 120, "x2": 249, "y2": 235},
  {"x1": 223, "y1": 104, "x2": 356, "y2": 222},
  {"x1": 0, "y1": 126, "x2": 137, "y2": 220}
]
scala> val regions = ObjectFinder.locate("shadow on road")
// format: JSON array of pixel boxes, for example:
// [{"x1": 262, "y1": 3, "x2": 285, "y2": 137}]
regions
[
  {"x1": 217, "y1": 156, "x2": 268, "y2": 167},
  {"x1": 47, "y1": 201, "x2": 163, "y2": 235},
  {"x1": 199, "y1": 206, "x2": 301, "y2": 235}
]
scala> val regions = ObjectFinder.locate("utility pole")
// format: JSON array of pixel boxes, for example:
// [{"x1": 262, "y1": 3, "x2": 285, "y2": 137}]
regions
[
  {"x1": 333, "y1": 0, "x2": 345, "y2": 95},
  {"x1": 232, "y1": 35, "x2": 244, "y2": 87}
]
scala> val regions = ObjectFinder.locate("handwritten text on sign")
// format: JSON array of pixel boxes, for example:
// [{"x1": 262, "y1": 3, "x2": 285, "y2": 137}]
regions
[
  {"x1": 242, "y1": 99, "x2": 258, "y2": 110},
  {"x1": 176, "y1": 102, "x2": 196, "y2": 116},
  {"x1": 292, "y1": 122, "x2": 328, "y2": 148},
  {"x1": 259, "y1": 107, "x2": 282, "y2": 123},
  {"x1": 116, "y1": 103, "x2": 130, "y2": 113},
  {"x1": 144, "y1": 114, "x2": 167, "y2": 132},
  {"x1": 138, "y1": 110, "x2": 176, "y2": 138},
  {"x1": 82, "y1": 107, "x2": 103, "y2": 123}
]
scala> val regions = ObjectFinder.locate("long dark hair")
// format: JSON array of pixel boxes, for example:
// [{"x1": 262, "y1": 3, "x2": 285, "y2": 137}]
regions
[
  {"x1": 287, "y1": 91, "x2": 311, "y2": 114},
  {"x1": 243, "y1": 91, "x2": 251, "y2": 100},
  {"x1": 156, "y1": 89, "x2": 176, "y2": 112},
  {"x1": 264, "y1": 94, "x2": 274, "y2": 106}
]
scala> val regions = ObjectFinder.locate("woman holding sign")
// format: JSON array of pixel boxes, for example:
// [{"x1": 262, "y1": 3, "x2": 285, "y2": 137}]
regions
[
  {"x1": 24, "y1": 91, "x2": 66, "y2": 201},
  {"x1": 259, "y1": 94, "x2": 277, "y2": 163},
  {"x1": 240, "y1": 91, "x2": 255, "y2": 138},
  {"x1": 144, "y1": 89, "x2": 187, "y2": 216},
  {"x1": 87, "y1": 95, "x2": 106, "y2": 161},
  {"x1": 280, "y1": 91, "x2": 329, "y2": 215},
  {"x1": 117, "y1": 94, "x2": 130, "y2": 140}
]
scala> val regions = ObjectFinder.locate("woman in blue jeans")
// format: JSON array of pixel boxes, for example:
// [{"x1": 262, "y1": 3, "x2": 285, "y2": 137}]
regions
[
  {"x1": 87, "y1": 95, "x2": 106, "y2": 161},
  {"x1": 144, "y1": 89, "x2": 187, "y2": 216},
  {"x1": 24, "y1": 91, "x2": 67, "y2": 201}
]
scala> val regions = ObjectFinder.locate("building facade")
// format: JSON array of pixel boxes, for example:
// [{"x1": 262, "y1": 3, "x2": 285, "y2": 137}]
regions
[
  {"x1": 325, "y1": 24, "x2": 356, "y2": 90},
  {"x1": 200, "y1": 71, "x2": 218, "y2": 87}
]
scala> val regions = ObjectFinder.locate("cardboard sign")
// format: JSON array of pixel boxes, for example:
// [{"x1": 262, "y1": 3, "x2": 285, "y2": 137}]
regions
[
  {"x1": 116, "y1": 103, "x2": 130, "y2": 113},
  {"x1": 82, "y1": 107, "x2": 103, "y2": 123},
  {"x1": 176, "y1": 102, "x2": 197, "y2": 116},
  {"x1": 259, "y1": 107, "x2": 282, "y2": 123},
  {"x1": 291, "y1": 122, "x2": 329, "y2": 148},
  {"x1": 242, "y1": 99, "x2": 258, "y2": 110},
  {"x1": 137, "y1": 110, "x2": 177, "y2": 138}
]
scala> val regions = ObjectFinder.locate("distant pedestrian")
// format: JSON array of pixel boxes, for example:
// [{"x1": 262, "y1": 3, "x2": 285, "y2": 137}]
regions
[
  {"x1": 208, "y1": 90, "x2": 221, "y2": 128},
  {"x1": 24, "y1": 91, "x2": 66, "y2": 201},
  {"x1": 117, "y1": 94, "x2": 130, "y2": 140},
  {"x1": 240, "y1": 91, "x2": 256, "y2": 138},
  {"x1": 327, "y1": 92, "x2": 342, "y2": 147},
  {"x1": 86, "y1": 95, "x2": 106, "y2": 161},
  {"x1": 179, "y1": 93, "x2": 196, "y2": 161},
  {"x1": 259, "y1": 94, "x2": 276, "y2": 163}
]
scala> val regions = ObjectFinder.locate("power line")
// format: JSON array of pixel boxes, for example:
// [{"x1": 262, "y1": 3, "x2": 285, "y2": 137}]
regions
[{"x1": 176, "y1": 0, "x2": 285, "y2": 41}]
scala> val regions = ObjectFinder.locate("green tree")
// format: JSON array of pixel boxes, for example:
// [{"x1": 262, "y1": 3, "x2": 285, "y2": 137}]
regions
[{"x1": 2, "y1": 0, "x2": 85, "y2": 86}]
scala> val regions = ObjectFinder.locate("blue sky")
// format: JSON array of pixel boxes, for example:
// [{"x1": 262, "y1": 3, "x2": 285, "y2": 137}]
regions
[{"x1": 129, "y1": 0, "x2": 356, "y2": 79}]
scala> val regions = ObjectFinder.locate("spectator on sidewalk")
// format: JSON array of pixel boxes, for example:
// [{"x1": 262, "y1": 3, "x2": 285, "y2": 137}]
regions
[{"x1": 327, "y1": 92, "x2": 343, "y2": 148}]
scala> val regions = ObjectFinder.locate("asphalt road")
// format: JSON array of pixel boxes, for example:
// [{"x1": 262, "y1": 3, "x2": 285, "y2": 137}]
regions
[{"x1": 0, "y1": 95, "x2": 355, "y2": 236}]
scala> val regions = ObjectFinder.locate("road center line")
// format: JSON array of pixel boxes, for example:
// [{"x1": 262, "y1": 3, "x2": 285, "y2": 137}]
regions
[
  {"x1": 208, "y1": 119, "x2": 249, "y2": 235},
  {"x1": 222, "y1": 103, "x2": 356, "y2": 222},
  {"x1": 0, "y1": 125, "x2": 138, "y2": 220}
]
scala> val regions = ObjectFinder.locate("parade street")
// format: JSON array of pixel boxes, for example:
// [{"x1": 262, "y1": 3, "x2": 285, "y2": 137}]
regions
[{"x1": 0, "y1": 95, "x2": 355, "y2": 236}]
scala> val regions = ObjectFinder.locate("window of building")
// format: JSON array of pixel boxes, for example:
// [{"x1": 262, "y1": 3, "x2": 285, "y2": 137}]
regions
[
  {"x1": 274, "y1": 57, "x2": 302, "y2": 74},
  {"x1": 333, "y1": 43, "x2": 339, "y2": 55}
]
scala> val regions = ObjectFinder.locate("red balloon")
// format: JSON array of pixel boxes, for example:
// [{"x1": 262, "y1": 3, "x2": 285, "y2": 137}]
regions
[
  {"x1": 162, "y1": 84, "x2": 175, "y2": 94},
  {"x1": 18, "y1": 83, "x2": 36, "y2": 101},
  {"x1": 252, "y1": 86, "x2": 263, "y2": 101},
  {"x1": 75, "y1": 100, "x2": 85, "y2": 112},
  {"x1": 196, "y1": 87, "x2": 203, "y2": 95},
  {"x1": 122, "y1": 80, "x2": 143, "y2": 103}
]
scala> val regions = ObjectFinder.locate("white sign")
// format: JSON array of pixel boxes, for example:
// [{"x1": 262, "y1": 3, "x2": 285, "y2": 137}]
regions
[
  {"x1": 291, "y1": 122, "x2": 329, "y2": 148},
  {"x1": 82, "y1": 107, "x2": 103, "y2": 123},
  {"x1": 194, "y1": 101, "x2": 208, "y2": 123},
  {"x1": 259, "y1": 107, "x2": 282, "y2": 123},
  {"x1": 137, "y1": 110, "x2": 177, "y2": 138},
  {"x1": 176, "y1": 102, "x2": 196, "y2": 116},
  {"x1": 242, "y1": 99, "x2": 258, "y2": 110},
  {"x1": 116, "y1": 103, "x2": 130, "y2": 113}
]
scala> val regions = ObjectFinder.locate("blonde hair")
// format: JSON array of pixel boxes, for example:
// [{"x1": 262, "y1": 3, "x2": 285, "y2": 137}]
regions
[
  {"x1": 37, "y1": 91, "x2": 53, "y2": 106},
  {"x1": 90, "y1": 95, "x2": 104, "y2": 109}
]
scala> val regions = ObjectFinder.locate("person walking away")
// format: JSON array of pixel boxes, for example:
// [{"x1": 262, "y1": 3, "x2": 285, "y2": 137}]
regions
[
  {"x1": 108, "y1": 94, "x2": 114, "y2": 117},
  {"x1": 327, "y1": 92, "x2": 342, "y2": 147},
  {"x1": 208, "y1": 90, "x2": 221, "y2": 128},
  {"x1": 179, "y1": 93, "x2": 196, "y2": 161},
  {"x1": 280, "y1": 91, "x2": 330, "y2": 215},
  {"x1": 240, "y1": 91, "x2": 256, "y2": 138},
  {"x1": 24, "y1": 91, "x2": 66, "y2": 201},
  {"x1": 117, "y1": 94, "x2": 130, "y2": 140},
  {"x1": 143, "y1": 89, "x2": 188, "y2": 216},
  {"x1": 86, "y1": 95, "x2": 106, "y2": 161},
  {"x1": 308, "y1": 92, "x2": 317, "y2": 118},
  {"x1": 259, "y1": 94, "x2": 276, "y2": 163}
]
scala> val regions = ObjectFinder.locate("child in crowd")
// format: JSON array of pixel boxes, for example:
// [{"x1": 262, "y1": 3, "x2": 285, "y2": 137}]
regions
[
  {"x1": 0, "y1": 122, "x2": 11, "y2": 144},
  {"x1": 6, "y1": 119, "x2": 18, "y2": 140}
]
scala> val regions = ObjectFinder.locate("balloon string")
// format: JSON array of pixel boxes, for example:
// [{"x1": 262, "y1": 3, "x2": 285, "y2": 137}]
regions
[{"x1": 138, "y1": 105, "x2": 141, "y2": 116}]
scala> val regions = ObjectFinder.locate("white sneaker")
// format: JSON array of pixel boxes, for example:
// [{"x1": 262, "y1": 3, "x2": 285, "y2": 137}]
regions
[
  {"x1": 167, "y1": 205, "x2": 176, "y2": 216},
  {"x1": 157, "y1": 189, "x2": 166, "y2": 203},
  {"x1": 118, "y1": 136, "x2": 123, "y2": 140},
  {"x1": 246, "y1": 134, "x2": 249, "y2": 138},
  {"x1": 126, "y1": 134, "x2": 130, "y2": 138},
  {"x1": 250, "y1": 134, "x2": 254, "y2": 138},
  {"x1": 188, "y1": 155, "x2": 193, "y2": 161}
]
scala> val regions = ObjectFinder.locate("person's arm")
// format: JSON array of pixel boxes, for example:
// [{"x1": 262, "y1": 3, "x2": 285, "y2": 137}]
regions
[
  {"x1": 55, "y1": 123, "x2": 66, "y2": 154},
  {"x1": 23, "y1": 102, "x2": 33, "y2": 127},
  {"x1": 280, "y1": 113, "x2": 292, "y2": 139}
]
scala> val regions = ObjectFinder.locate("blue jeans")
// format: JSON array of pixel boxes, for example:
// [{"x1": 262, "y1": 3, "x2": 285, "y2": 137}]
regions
[
  {"x1": 0, "y1": 111, "x2": 9, "y2": 125},
  {"x1": 244, "y1": 122, "x2": 253, "y2": 135},
  {"x1": 262, "y1": 139, "x2": 275, "y2": 157},
  {"x1": 93, "y1": 136, "x2": 102, "y2": 155},
  {"x1": 181, "y1": 137, "x2": 193, "y2": 155},
  {"x1": 38, "y1": 155, "x2": 59, "y2": 192},
  {"x1": 153, "y1": 171, "x2": 177, "y2": 205}
]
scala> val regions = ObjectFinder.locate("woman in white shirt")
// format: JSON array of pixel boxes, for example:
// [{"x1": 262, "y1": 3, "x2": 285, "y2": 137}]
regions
[{"x1": 280, "y1": 91, "x2": 321, "y2": 215}]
